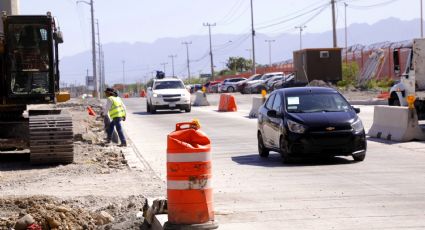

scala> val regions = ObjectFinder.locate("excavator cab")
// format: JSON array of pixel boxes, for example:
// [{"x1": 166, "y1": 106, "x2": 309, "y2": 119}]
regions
[{"x1": 0, "y1": 13, "x2": 63, "y2": 110}]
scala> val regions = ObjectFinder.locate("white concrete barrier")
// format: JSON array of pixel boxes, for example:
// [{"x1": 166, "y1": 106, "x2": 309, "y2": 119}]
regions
[
  {"x1": 368, "y1": 105, "x2": 425, "y2": 142},
  {"x1": 192, "y1": 91, "x2": 210, "y2": 106},
  {"x1": 249, "y1": 96, "x2": 265, "y2": 118}
]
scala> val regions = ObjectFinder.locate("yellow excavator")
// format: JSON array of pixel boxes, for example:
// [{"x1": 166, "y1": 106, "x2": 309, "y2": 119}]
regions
[{"x1": 0, "y1": 12, "x2": 74, "y2": 164}]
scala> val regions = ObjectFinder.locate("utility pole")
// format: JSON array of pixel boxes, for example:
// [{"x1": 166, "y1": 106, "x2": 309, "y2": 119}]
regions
[
  {"x1": 160, "y1": 62, "x2": 168, "y2": 74},
  {"x1": 168, "y1": 54, "x2": 177, "y2": 77},
  {"x1": 331, "y1": 0, "x2": 338, "y2": 48},
  {"x1": 182, "y1": 41, "x2": 192, "y2": 81},
  {"x1": 421, "y1": 0, "x2": 424, "y2": 38},
  {"x1": 96, "y1": 19, "x2": 102, "y2": 97},
  {"x1": 203, "y1": 23, "x2": 216, "y2": 80},
  {"x1": 250, "y1": 0, "x2": 256, "y2": 74},
  {"x1": 265, "y1": 40, "x2": 275, "y2": 66},
  {"x1": 344, "y1": 2, "x2": 348, "y2": 64},
  {"x1": 77, "y1": 0, "x2": 97, "y2": 98},
  {"x1": 122, "y1": 60, "x2": 125, "y2": 94},
  {"x1": 295, "y1": 26, "x2": 307, "y2": 50}
]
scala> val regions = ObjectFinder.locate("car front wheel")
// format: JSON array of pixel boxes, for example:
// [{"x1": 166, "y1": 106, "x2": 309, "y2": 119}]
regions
[
  {"x1": 258, "y1": 132, "x2": 269, "y2": 158},
  {"x1": 353, "y1": 152, "x2": 366, "y2": 161},
  {"x1": 280, "y1": 136, "x2": 294, "y2": 163},
  {"x1": 185, "y1": 104, "x2": 191, "y2": 113},
  {"x1": 227, "y1": 86, "x2": 234, "y2": 92},
  {"x1": 151, "y1": 105, "x2": 157, "y2": 114}
]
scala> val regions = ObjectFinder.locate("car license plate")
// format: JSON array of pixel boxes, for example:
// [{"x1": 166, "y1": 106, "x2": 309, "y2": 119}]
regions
[{"x1": 169, "y1": 103, "x2": 176, "y2": 108}]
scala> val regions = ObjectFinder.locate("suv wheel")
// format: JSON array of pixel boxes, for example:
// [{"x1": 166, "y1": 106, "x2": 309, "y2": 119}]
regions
[
  {"x1": 258, "y1": 132, "x2": 269, "y2": 158},
  {"x1": 151, "y1": 105, "x2": 157, "y2": 114},
  {"x1": 227, "y1": 86, "x2": 235, "y2": 92},
  {"x1": 185, "y1": 104, "x2": 191, "y2": 113}
]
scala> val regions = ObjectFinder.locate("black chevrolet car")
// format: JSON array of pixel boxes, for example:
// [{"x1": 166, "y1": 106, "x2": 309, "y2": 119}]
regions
[{"x1": 257, "y1": 87, "x2": 366, "y2": 163}]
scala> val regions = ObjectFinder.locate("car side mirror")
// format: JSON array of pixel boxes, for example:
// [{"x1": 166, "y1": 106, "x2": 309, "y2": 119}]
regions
[
  {"x1": 353, "y1": 107, "x2": 360, "y2": 114},
  {"x1": 267, "y1": 110, "x2": 278, "y2": 118}
]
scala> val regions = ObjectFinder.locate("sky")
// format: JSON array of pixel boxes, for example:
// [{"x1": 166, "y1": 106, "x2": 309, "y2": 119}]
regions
[{"x1": 19, "y1": 0, "x2": 423, "y2": 58}]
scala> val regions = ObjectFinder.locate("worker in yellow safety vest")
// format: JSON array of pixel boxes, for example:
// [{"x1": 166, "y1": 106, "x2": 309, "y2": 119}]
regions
[{"x1": 103, "y1": 88, "x2": 127, "y2": 147}]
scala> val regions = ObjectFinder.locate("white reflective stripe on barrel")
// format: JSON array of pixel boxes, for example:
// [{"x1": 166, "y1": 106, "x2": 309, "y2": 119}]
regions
[
  {"x1": 167, "y1": 152, "x2": 211, "y2": 162},
  {"x1": 167, "y1": 178, "x2": 212, "y2": 190}
]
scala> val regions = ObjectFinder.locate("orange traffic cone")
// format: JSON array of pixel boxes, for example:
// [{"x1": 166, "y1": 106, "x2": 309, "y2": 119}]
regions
[
  {"x1": 164, "y1": 120, "x2": 218, "y2": 229},
  {"x1": 140, "y1": 90, "x2": 146, "y2": 98},
  {"x1": 87, "y1": 106, "x2": 96, "y2": 116}
]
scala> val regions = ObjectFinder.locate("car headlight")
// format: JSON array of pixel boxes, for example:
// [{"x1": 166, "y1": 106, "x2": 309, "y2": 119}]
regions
[
  {"x1": 351, "y1": 119, "x2": 364, "y2": 132},
  {"x1": 153, "y1": 93, "x2": 161, "y2": 98},
  {"x1": 287, "y1": 119, "x2": 306, "y2": 134}
]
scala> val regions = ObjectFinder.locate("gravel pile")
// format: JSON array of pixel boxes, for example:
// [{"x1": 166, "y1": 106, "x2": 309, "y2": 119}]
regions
[{"x1": 0, "y1": 195, "x2": 147, "y2": 230}]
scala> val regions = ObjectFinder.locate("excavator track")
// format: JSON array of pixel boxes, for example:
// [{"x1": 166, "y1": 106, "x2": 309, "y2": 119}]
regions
[{"x1": 29, "y1": 113, "x2": 74, "y2": 164}]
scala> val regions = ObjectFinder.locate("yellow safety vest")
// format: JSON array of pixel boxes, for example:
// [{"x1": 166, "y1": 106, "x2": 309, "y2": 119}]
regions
[{"x1": 108, "y1": 96, "x2": 126, "y2": 119}]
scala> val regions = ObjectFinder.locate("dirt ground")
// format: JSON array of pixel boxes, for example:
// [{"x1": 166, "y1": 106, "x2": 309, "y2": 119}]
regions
[
  {"x1": 0, "y1": 99, "x2": 165, "y2": 230},
  {"x1": 0, "y1": 89, "x2": 381, "y2": 229}
]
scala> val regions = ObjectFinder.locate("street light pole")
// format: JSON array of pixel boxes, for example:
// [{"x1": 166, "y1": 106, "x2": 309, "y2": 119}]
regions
[
  {"x1": 265, "y1": 40, "x2": 275, "y2": 66},
  {"x1": 295, "y1": 26, "x2": 307, "y2": 50},
  {"x1": 203, "y1": 23, "x2": 216, "y2": 80},
  {"x1": 250, "y1": 0, "x2": 256, "y2": 74},
  {"x1": 168, "y1": 54, "x2": 177, "y2": 77},
  {"x1": 77, "y1": 0, "x2": 97, "y2": 98},
  {"x1": 182, "y1": 41, "x2": 192, "y2": 82}
]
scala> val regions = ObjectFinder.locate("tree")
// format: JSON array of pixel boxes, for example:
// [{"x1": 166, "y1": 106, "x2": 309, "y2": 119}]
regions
[{"x1": 226, "y1": 57, "x2": 252, "y2": 72}]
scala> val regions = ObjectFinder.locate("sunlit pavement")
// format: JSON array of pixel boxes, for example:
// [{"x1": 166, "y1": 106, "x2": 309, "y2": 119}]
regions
[{"x1": 123, "y1": 94, "x2": 425, "y2": 229}]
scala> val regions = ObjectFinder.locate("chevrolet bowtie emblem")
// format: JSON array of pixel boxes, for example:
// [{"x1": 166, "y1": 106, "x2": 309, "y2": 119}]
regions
[{"x1": 326, "y1": 127, "x2": 335, "y2": 131}]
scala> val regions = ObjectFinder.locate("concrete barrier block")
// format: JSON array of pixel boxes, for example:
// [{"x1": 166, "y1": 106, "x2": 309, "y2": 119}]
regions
[
  {"x1": 368, "y1": 106, "x2": 425, "y2": 142},
  {"x1": 249, "y1": 97, "x2": 264, "y2": 118},
  {"x1": 193, "y1": 91, "x2": 210, "y2": 106}
]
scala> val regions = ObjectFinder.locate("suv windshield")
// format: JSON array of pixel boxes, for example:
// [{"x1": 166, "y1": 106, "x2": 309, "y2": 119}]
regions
[
  {"x1": 286, "y1": 93, "x2": 351, "y2": 113},
  {"x1": 154, "y1": 81, "x2": 184, "y2": 90}
]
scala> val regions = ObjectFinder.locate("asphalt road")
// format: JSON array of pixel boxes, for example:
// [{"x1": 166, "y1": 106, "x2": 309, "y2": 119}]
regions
[{"x1": 122, "y1": 94, "x2": 425, "y2": 230}]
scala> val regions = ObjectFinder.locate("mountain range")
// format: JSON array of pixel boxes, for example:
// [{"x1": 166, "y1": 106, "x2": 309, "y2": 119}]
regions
[{"x1": 60, "y1": 17, "x2": 424, "y2": 85}]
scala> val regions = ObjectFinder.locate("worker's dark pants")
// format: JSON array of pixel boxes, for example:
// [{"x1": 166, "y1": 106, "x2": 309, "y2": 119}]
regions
[{"x1": 107, "y1": 117, "x2": 126, "y2": 144}]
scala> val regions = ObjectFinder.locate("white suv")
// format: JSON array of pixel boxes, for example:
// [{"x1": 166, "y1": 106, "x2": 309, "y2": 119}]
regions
[{"x1": 146, "y1": 78, "x2": 191, "y2": 113}]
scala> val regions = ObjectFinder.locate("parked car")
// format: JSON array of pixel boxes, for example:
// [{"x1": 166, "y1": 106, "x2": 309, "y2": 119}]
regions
[
  {"x1": 205, "y1": 80, "x2": 221, "y2": 93},
  {"x1": 218, "y1": 77, "x2": 246, "y2": 92},
  {"x1": 245, "y1": 73, "x2": 284, "y2": 94},
  {"x1": 265, "y1": 75, "x2": 285, "y2": 92},
  {"x1": 236, "y1": 74, "x2": 262, "y2": 93},
  {"x1": 272, "y1": 73, "x2": 307, "y2": 90},
  {"x1": 257, "y1": 87, "x2": 366, "y2": 163},
  {"x1": 146, "y1": 78, "x2": 191, "y2": 113},
  {"x1": 242, "y1": 72, "x2": 283, "y2": 94}
]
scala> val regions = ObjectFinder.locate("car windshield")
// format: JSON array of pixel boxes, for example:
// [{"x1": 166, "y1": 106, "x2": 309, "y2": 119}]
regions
[
  {"x1": 153, "y1": 81, "x2": 184, "y2": 90},
  {"x1": 286, "y1": 93, "x2": 351, "y2": 113}
]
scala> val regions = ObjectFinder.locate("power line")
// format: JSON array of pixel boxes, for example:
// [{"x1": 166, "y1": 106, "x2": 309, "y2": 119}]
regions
[{"x1": 347, "y1": 0, "x2": 400, "y2": 9}]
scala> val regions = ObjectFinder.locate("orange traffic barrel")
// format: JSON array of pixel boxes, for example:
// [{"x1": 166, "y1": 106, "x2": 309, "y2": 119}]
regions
[{"x1": 164, "y1": 121, "x2": 218, "y2": 230}]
